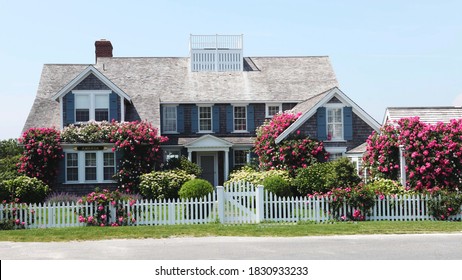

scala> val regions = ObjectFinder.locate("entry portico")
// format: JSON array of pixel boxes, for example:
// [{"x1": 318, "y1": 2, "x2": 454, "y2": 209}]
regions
[{"x1": 184, "y1": 135, "x2": 233, "y2": 186}]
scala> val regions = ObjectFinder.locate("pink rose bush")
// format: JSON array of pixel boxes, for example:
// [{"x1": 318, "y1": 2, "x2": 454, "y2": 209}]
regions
[
  {"x1": 18, "y1": 128, "x2": 63, "y2": 186},
  {"x1": 254, "y1": 112, "x2": 328, "y2": 175},
  {"x1": 76, "y1": 189, "x2": 137, "y2": 226},
  {"x1": 363, "y1": 117, "x2": 462, "y2": 191}
]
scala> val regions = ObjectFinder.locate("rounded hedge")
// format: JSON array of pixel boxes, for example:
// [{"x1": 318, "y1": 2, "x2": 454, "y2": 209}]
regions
[
  {"x1": 139, "y1": 170, "x2": 195, "y2": 200},
  {"x1": 262, "y1": 175, "x2": 292, "y2": 197},
  {"x1": 179, "y1": 179, "x2": 214, "y2": 200},
  {"x1": 2, "y1": 176, "x2": 50, "y2": 203}
]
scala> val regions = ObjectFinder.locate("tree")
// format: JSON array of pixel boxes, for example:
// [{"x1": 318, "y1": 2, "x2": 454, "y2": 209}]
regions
[
  {"x1": 254, "y1": 112, "x2": 327, "y2": 175},
  {"x1": 363, "y1": 117, "x2": 462, "y2": 191}
]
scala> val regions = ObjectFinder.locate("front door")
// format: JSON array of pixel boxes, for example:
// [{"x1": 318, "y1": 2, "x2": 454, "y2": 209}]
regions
[{"x1": 198, "y1": 153, "x2": 217, "y2": 186}]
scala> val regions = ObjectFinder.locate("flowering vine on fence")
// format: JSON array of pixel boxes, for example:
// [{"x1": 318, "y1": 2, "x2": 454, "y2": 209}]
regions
[
  {"x1": 254, "y1": 112, "x2": 328, "y2": 174},
  {"x1": 363, "y1": 117, "x2": 462, "y2": 191},
  {"x1": 18, "y1": 128, "x2": 62, "y2": 186}
]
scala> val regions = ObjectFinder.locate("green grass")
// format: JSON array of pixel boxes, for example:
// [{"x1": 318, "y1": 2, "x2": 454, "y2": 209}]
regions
[{"x1": 0, "y1": 221, "x2": 461, "y2": 242}]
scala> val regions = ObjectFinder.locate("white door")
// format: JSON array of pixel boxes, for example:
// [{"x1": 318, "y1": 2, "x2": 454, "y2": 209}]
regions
[{"x1": 198, "y1": 153, "x2": 217, "y2": 186}]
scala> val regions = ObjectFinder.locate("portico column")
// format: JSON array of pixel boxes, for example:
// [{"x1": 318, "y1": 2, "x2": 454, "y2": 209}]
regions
[
  {"x1": 188, "y1": 150, "x2": 192, "y2": 162},
  {"x1": 224, "y1": 149, "x2": 229, "y2": 181}
]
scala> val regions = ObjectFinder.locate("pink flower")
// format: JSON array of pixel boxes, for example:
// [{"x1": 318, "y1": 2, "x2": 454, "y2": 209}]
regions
[{"x1": 101, "y1": 214, "x2": 107, "y2": 220}]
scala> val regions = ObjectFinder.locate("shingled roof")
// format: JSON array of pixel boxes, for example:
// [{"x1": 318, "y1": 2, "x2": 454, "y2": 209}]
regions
[
  {"x1": 384, "y1": 107, "x2": 462, "y2": 125},
  {"x1": 23, "y1": 54, "x2": 338, "y2": 133}
]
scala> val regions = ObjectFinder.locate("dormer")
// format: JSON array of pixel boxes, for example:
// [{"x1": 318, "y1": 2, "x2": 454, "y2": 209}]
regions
[
  {"x1": 51, "y1": 65, "x2": 131, "y2": 128},
  {"x1": 190, "y1": 34, "x2": 243, "y2": 72}
]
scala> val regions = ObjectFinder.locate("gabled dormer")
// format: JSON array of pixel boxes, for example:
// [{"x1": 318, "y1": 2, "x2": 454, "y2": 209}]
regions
[{"x1": 51, "y1": 66, "x2": 131, "y2": 128}]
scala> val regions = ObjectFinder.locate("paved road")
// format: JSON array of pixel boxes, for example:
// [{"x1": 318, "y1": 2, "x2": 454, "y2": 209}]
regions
[{"x1": 1, "y1": 233, "x2": 461, "y2": 260}]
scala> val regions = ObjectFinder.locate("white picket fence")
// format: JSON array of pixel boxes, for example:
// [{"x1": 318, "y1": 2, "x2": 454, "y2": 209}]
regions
[{"x1": 1, "y1": 181, "x2": 461, "y2": 229}]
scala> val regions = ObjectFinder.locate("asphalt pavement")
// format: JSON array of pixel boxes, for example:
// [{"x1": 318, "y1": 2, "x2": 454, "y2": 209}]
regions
[{"x1": 1, "y1": 233, "x2": 461, "y2": 260}]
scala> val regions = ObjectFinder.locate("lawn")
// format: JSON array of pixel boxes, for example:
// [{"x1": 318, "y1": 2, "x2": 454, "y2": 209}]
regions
[{"x1": 0, "y1": 221, "x2": 461, "y2": 242}]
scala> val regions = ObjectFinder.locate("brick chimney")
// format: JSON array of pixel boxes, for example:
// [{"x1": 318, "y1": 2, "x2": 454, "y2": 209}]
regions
[{"x1": 95, "y1": 39, "x2": 113, "y2": 62}]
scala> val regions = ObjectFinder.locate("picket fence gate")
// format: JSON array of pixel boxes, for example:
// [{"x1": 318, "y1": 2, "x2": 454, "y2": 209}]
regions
[{"x1": 1, "y1": 181, "x2": 461, "y2": 229}]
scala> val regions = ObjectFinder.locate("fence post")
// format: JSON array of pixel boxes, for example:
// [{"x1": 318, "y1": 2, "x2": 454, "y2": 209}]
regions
[
  {"x1": 216, "y1": 186, "x2": 225, "y2": 224},
  {"x1": 255, "y1": 185, "x2": 264, "y2": 223}
]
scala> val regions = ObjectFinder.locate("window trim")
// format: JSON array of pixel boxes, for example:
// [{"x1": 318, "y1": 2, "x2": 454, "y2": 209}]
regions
[
  {"x1": 325, "y1": 147, "x2": 347, "y2": 161},
  {"x1": 65, "y1": 153, "x2": 79, "y2": 183},
  {"x1": 326, "y1": 104, "x2": 344, "y2": 141},
  {"x1": 63, "y1": 146, "x2": 116, "y2": 184},
  {"x1": 162, "y1": 105, "x2": 178, "y2": 133},
  {"x1": 265, "y1": 103, "x2": 282, "y2": 118},
  {"x1": 198, "y1": 105, "x2": 213, "y2": 133},
  {"x1": 233, "y1": 148, "x2": 251, "y2": 168},
  {"x1": 232, "y1": 105, "x2": 248, "y2": 133},
  {"x1": 72, "y1": 90, "x2": 111, "y2": 123}
]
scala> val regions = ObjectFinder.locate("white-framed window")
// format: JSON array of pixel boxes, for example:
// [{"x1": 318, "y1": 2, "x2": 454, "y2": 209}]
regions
[
  {"x1": 234, "y1": 149, "x2": 251, "y2": 168},
  {"x1": 162, "y1": 106, "x2": 177, "y2": 133},
  {"x1": 73, "y1": 90, "x2": 111, "y2": 123},
  {"x1": 265, "y1": 103, "x2": 282, "y2": 118},
  {"x1": 325, "y1": 147, "x2": 347, "y2": 162},
  {"x1": 327, "y1": 106, "x2": 343, "y2": 140},
  {"x1": 64, "y1": 148, "x2": 115, "y2": 183},
  {"x1": 198, "y1": 106, "x2": 213, "y2": 132},
  {"x1": 233, "y1": 106, "x2": 247, "y2": 132},
  {"x1": 66, "y1": 153, "x2": 79, "y2": 182}
]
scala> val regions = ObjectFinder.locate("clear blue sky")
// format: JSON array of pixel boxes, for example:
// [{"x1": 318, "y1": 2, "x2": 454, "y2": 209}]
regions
[{"x1": 1, "y1": 0, "x2": 461, "y2": 140}]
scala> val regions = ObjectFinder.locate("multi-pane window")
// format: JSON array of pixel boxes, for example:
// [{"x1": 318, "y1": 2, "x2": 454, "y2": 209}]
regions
[
  {"x1": 199, "y1": 106, "x2": 212, "y2": 132},
  {"x1": 234, "y1": 150, "x2": 250, "y2": 168},
  {"x1": 94, "y1": 95, "x2": 109, "y2": 121},
  {"x1": 327, "y1": 108, "x2": 343, "y2": 140},
  {"x1": 85, "y1": 153, "x2": 97, "y2": 181},
  {"x1": 103, "y1": 153, "x2": 115, "y2": 181},
  {"x1": 66, "y1": 153, "x2": 79, "y2": 181},
  {"x1": 163, "y1": 106, "x2": 177, "y2": 133},
  {"x1": 75, "y1": 95, "x2": 90, "y2": 122},
  {"x1": 234, "y1": 106, "x2": 247, "y2": 131},
  {"x1": 266, "y1": 104, "x2": 281, "y2": 118},
  {"x1": 74, "y1": 92, "x2": 110, "y2": 123}
]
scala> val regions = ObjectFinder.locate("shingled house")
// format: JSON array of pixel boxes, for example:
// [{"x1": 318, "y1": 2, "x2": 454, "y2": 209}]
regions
[{"x1": 23, "y1": 35, "x2": 379, "y2": 192}]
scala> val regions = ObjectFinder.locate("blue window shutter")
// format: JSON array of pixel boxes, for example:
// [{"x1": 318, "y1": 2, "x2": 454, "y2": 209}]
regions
[
  {"x1": 213, "y1": 106, "x2": 220, "y2": 133},
  {"x1": 191, "y1": 106, "x2": 198, "y2": 133},
  {"x1": 65, "y1": 92, "x2": 75, "y2": 126},
  {"x1": 109, "y1": 92, "x2": 118, "y2": 122},
  {"x1": 343, "y1": 106, "x2": 353, "y2": 140},
  {"x1": 317, "y1": 107, "x2": 327, "y2": 140},
  {"x1": 226, "y1": 105, "x2": 233, "y2": 132},
  {"x1": 160, "y1": 106, "x2": 164, "y2": 133},
  {"x1": 58, "y1": 153, "x2": 66, "y2": 183},
  {"x1": 229, "y1": 149, "x2": 234, "y2": 170},
  {"x1": 247, "y1": 105, "x2": 255, "y2": 132},
  {"x1": 177, "y1": 105, "x2": 185, "y2": 133}
]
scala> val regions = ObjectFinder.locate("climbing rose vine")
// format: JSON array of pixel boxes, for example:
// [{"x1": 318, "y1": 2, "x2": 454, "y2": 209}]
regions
[
  {"x1": 363, "y1": 117, "x2": 462, "y2": 191},
  {"x1": 62, "y1": 121, "x2": 168, "y2": 193},
  {"x1": 18, "y1": 128, "x2": 62, "y2": 186},
  {"x1": 254, "y1": 112, "x2": 327, "y2": 174}
]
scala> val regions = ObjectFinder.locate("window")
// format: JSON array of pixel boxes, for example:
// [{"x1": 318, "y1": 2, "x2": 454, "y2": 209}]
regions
[
  {"x1": 325, "y1": 147, "x2": 346, "y2": 162},
  {"x1": 85, "y1": 153, "x2": 97, "y2": 181},
  {"x1": 163, "y1": 150, "x2": 181, "y2": 162},
  {"x1": 64, "y1": 149, "x2": 116, "y2": 183},
  {"x1": 73, "y1": 91, "x2": 110, "y2": 123},
  {"x1": 266, "y1": 104, "x2": 282, "y2": 118},
  {"x1": 234, "y1": 149, "x2": 250, "y2": 168},
  {"x1": 199, "y1": 106, "x2": 212, "y2": 132},
  {"x1": 327, "y1": 107, "x2": 343, "y2": 140},
  {"x1": 66, "y1": 153, "x2": 78, "y2": 181},
  {"x1": 103, "y1": 153, "x2": 115, "y2": 181},
  {"x1": 234, "y1": 106, "x2": 247, "y2": 131},
  {"x1": 163, "y1": 106, "x2": 177, "y2": 133}
]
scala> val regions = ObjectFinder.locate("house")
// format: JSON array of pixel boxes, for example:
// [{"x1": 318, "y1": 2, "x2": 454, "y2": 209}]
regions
[
  {"x1": 23, "y1": 35, "x2": 379, "y2": 193},
  {"x1": 384, "y1": 106, "x2": 462, "y2": 125}
]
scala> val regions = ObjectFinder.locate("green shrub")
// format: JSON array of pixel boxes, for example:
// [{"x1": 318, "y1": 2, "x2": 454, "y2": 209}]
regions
[
  {"x1": 366, "y1": 179, "x2": 410, "y2": 195},
  {"x1": 163, "y1": 156, "x2": 202, "y2": 177},
  {"x1": 294, "y1": 158, "x2": 360, "y2": 195},
  {"x1": 330, "y1": 157, "x2": 361, "y2": 188},
  {"x1": 0, "y1": 182, "x2": 11, "y2": 202},
  {"x1": 3, "y1": 176, "x2": 50, "y2": 204},
  {"x1": 0, "y1": 155, "x2": 21, "y2": 182},
  {"x1": 179, "y1": 179, "x2": 214, "y2": 200},
  {"x1": 262, "y1": 175, "x2": 292, "y2": 197},
  {"x1": 0, "y1": 139, "x2": 23, "y2": 158},
  {"x1": 227, "y1": 166, "x2": 293, "y2": 186},
  {"x1": 324, "y1": 186, "x2": 376, "y2": 221},
  {"x1": 294, "y1": 162, "x2": 334, "y2": 195},
  {"x1": 427, "y1": 188, "x2": 462, "y2": 220},
  {"x1": 139, "y1": 170, "x2": 195, "y2": 200}
]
